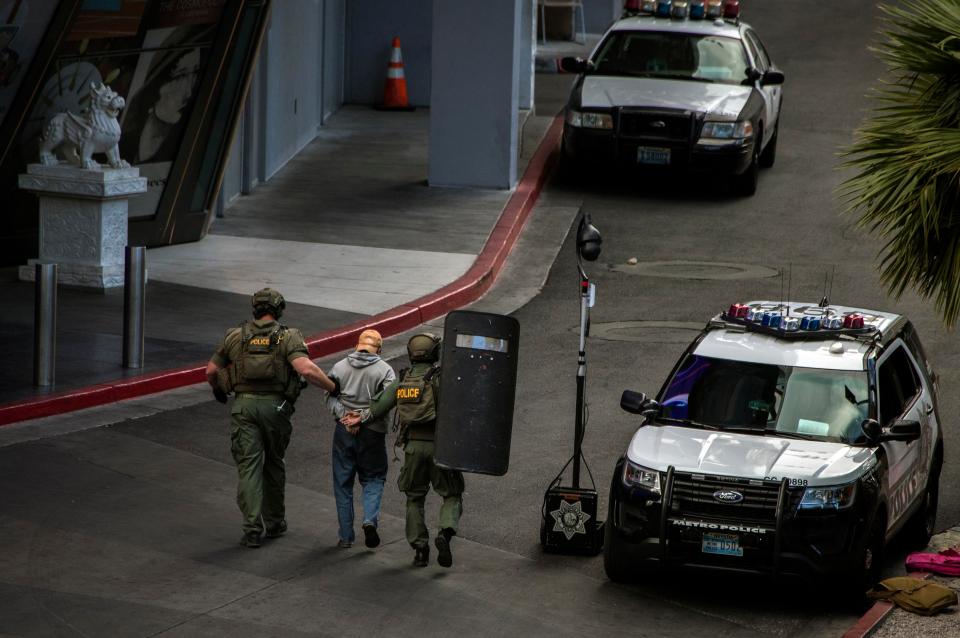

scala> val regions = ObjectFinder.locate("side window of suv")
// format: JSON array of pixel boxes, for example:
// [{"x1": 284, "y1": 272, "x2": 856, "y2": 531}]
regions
[{"x1": 877, "y1": 345, "x2": 922, "y2": 426}]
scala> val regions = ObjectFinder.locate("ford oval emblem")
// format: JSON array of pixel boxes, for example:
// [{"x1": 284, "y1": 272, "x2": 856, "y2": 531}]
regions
[
  {"x1": 650, "y1": 120, "x2": 667, "y2": 129},
  {"x1": 713, "y1": 490, "x2": 744, "y2": 504}
]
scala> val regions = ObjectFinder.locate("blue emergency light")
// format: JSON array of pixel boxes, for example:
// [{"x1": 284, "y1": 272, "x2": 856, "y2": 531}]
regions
[
  {"x1": 689, "y1": 0, "x2": 706, "y2": 18},
  {"x1": 656, "y1": 0, "x2": 672, "y2": 17}
]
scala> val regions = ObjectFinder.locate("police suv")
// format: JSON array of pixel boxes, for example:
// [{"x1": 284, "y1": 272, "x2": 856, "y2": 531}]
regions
[
  {"x1": 561, "y1": 1, "x2": 783, "y2": 195},
  {"x1": 605, "y1": 301, "x2": 943, "y2": 592}
]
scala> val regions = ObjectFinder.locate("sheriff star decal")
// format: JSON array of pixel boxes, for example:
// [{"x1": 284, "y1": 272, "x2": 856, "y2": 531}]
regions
[{"x1": 550, "y1": 499, "x2": 591, "y2": 540}]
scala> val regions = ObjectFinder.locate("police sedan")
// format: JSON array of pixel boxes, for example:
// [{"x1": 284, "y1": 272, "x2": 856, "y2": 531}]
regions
[{"x1": 561, "y1": 5, "x2": 784, "y2": 195}]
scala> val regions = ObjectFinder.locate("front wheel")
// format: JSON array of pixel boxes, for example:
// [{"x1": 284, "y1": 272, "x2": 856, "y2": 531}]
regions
[
  {"x1": 759, "y1": 122, "x2": 778, "y2": 168},
  {"x1": 844, "y1": 512, "x2": 885, "y2": 600},
  {"x1": 603, "y1": 488, "x2": 636, "y2": 583},
  {"x1": 732, "y1": 140, "x2": 760, "y2": 197}
]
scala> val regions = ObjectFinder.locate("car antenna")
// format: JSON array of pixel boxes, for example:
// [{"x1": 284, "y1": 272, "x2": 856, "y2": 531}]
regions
[
  {"x1": 779, "y1": 266, "x2": 785, "y2": 315},
  {"x1": 819, "y1": 266, "x2": 835, "y2": 307},
  {"x1": 786, "y1": 263, "x2": 792, "y2": 318}
]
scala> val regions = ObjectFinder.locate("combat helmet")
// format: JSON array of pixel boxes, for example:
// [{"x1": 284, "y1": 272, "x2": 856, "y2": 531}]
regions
[
  {"x1": 407, "y1": 333, "x2": 441, "y2": 363},
  {"x1": 251, "y1": 288, "x2": 286, "y2": 318}
]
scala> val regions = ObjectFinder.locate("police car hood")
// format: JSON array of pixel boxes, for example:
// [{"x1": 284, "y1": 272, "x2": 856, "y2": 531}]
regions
[
  {"x1": 580, "y1": 76, "x2": 751, "y2": 117},
  {"x1": 626, "y1": 424, "x2": 874, "y2": 486}
]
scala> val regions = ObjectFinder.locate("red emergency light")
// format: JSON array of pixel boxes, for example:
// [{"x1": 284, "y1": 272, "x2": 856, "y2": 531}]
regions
[
  {"x1": 728, "y1": 303, "x2": 749, "y2": 319},
  {"x1": 843, "y1": 313, "x2": 865, "y2": 329},
  {"x1": 723, "y1": 0, "x2": 740, "y2": 19}
]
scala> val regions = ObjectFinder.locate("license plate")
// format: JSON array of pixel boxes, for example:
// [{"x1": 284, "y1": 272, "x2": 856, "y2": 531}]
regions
[
  {"x1": 702, "y1": 532, "x2": 742, "y2": 557},
  {"x1": 637, "y1": 146, "x2": 671, "y2": 165}
]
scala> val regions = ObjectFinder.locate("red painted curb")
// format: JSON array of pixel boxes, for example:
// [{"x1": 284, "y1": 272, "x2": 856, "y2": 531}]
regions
[
  {"x1": 842, "y1": 572, "x2": 931, "y2": 638},
  {"x1": 0, "y1": 115, "x2": 564, "y2": 427}
]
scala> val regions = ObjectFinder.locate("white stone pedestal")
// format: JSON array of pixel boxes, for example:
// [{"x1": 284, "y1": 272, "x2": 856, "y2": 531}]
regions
[{"x1": 18, "y1": 164, "x2": 147, "y2": 290}]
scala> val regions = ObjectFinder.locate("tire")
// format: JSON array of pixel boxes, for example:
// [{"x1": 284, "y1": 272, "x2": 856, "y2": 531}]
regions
[
  {"x1": 905, "y1": 446, "x2": 942, "y2": 547},
  {"x1": 557, "y1": 146, "x2": 580, "y2": 184},
  {"x1": 759, "y1": 122, "x2": 778, "y2": 168},
  {"x1": 845, "y1": 511, "x2": 885, "y2": 600},
  {"x1": 603, "y1": 488, "x2": 636, "y2": 583},
  {"x1": 732, "y1": 135, "x2": 760, "y2": 197}
]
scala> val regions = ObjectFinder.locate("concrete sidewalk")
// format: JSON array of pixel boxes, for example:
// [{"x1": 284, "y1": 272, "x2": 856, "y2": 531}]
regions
[{"x1": 0, "y1": 76, "x2": 572, "y2": 408}]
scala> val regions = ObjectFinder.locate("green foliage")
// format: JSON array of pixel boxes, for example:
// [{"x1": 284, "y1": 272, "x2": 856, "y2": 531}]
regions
[{"x1": 841, "y1": 0, "x2": 960, "y2": 327}]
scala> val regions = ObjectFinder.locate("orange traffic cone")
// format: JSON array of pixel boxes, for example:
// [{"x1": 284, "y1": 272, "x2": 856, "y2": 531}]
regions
[{"x1": 376, "y1": 37, "x2": 415, "y2": 111}]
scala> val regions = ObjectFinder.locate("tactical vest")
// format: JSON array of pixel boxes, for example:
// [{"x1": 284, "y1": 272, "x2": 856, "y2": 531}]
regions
[
  {"x1": 396, "y1": 365, "x2": 439, "y2": 427},
  {"x1": 233, "y1": 321, "x2": 295, "y2": 398}
]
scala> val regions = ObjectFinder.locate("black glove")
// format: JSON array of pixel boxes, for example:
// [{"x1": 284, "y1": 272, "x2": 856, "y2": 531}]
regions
[
  {"x1": 213, "y1": 386, "x2": 228, "y2": 404},
  {"x1": 329, "y1": 374, "x2": 341, "y2": 398}
]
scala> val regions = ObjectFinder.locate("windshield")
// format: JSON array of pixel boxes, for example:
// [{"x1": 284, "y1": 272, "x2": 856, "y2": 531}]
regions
[
  {"x1": 592, "y1": 31, "x2": 749, "y2": 84},
  {"x1": 659, "y1": 355, "x2": 870, "y2": 443}
]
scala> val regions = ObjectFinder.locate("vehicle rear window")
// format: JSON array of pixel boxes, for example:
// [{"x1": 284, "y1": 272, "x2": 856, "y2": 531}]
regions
[
  {"x1": 592, "y1": 31, "x2": 749, "y2": 84},
  {"x1": 660, "y1": 355, "x2": 869, "y2": 442}
]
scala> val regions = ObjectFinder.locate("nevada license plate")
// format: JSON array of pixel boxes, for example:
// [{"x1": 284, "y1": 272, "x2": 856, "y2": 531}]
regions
[
  {"x1": 702, "y1": 532, "x2": 742, "y2": 557},
  {"x1": 637, "y1": 146, "x2": 670, "y2": 165}
]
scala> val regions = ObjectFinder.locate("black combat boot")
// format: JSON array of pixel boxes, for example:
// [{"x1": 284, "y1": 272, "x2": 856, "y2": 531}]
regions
[
  {"x1": 265, "y1": 520, "x2": 287, "y2": 538},
  {"x1": 239, "y1": 531, "x2": 262, "y2": 548},
  {"x1": 413, "y1": 544, "x2": 430, "y2": 567},
  {"x1": 435, "y1": 528, "x2": 454, "y2": 568}
]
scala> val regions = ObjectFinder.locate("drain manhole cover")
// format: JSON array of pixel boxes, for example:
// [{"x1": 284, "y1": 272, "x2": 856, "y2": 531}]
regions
[
  {"x1": 610, "y1": 260, "x2": 780, "y2": 280},
  {"x1": 589, "y1": 320, "x2": 704, "y2": 343}
]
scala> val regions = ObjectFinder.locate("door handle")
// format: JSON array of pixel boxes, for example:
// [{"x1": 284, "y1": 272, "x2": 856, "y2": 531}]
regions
[{"x1": 925, "y1": 403, "x2": 934, "y2": 415}]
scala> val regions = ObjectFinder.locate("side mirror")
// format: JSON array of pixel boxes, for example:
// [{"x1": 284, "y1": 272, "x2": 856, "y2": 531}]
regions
[
  {"x1": 577, "y1": 214, "x2": 602, "y2": 262},
  {"x1": 860, "y1": 418, "x2": 881, "y2": 443},
  {"x1": 559, "y1": 56, "x2": 590, "y2": 74},
  {"x1": 761, "y1": 69, "x2": 785, "y2": 86},
  {"x1": 621, "y1": 390, "x2": 659, "y2": 416},
  {"x1": 882, "y1": 419, "x2": 922, "y2": 443}
]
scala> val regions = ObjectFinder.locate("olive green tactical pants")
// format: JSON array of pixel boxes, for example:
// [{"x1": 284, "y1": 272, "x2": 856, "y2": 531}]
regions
[
  {"x1": 230, "y1": 394, "x2": 293, "y2": 534},
  {"x1": 398, "y1": 439, "x2": 464, "y2": 547}
]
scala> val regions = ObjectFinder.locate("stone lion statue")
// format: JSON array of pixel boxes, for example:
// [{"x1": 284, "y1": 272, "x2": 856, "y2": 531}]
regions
[{"x1": 39, "y1": 82, "x2": 130, "y2": 170}]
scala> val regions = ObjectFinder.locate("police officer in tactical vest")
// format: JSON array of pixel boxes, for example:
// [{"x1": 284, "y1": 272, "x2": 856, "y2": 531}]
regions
[
  {"x1": 345, "y1": 333, "x2": 464, "y2": 567},
  {"x1": 206, "y1": 288, "x2": 340, "y2": 548}
]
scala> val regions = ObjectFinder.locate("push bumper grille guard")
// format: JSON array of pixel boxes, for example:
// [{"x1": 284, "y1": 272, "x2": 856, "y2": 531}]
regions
[
  {"x1": 658, "y1": 467, "x2": 791, "y2": 577},
  {"x1": 616, "y1": 108, "x2": 698, "y2": 163}
]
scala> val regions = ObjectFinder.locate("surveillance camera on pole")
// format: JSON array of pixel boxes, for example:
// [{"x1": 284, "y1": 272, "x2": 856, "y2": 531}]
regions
[{"x1": 540, "y1": 211, "x2": 605, "y2": 555}]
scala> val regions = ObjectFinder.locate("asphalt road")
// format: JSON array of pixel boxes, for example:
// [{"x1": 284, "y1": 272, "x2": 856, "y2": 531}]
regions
[{"x1": 4, "y1": 1, "x2": 956, "y2": 636}]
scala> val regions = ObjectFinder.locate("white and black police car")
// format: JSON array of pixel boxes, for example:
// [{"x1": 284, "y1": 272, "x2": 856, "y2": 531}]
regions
[
  {"x1": 605, "y1": 301, "x2": 943, "y2": 592},
  {"x1": 561, "y1": 0, "x2": 783, "y2": 195}
]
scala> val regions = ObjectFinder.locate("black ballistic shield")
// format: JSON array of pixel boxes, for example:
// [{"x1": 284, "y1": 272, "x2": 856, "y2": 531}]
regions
[{"x1": 434, "y1": 310, "x2": 519, "y2": 476}]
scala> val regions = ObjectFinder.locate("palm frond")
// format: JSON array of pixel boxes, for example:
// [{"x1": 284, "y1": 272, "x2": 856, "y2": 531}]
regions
[{"x1": 841, "y1": 0, "x2": 960, "y2": 327}]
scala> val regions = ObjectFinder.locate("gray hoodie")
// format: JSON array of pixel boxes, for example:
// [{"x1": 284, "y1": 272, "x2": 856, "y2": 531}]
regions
[{"x1": 326, "y1": 351, "x2": 396, "y2": 433}]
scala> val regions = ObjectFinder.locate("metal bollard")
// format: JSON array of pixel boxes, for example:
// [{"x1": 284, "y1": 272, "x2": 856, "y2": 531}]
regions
[
  {"x1": 33, "y1": 263, "x2": 57, "y2": 386},
  {"x1": 123, "y1": 246, "x2": 146, "y2": 369}
]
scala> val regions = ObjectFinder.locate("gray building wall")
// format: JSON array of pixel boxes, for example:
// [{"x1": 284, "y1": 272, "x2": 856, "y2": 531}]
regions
[
  {"x1": 584, "y1": 0, "x2": 619, "y2": 33},
  {"x1": 262, "y1": 0, "x2": 323, "y2": 179},
  {"x1": 221, "y1": 0, "x2": 347, "y2": 205},
  {"x1": 429, "y1": 0, "x2": 521, "y2": 188},
  {"x1": 344, "y1": 0, "x2": 432, "y2": 106},
  {"x1": 322, "y1": 0, "x2": 346, "y2": 122}
]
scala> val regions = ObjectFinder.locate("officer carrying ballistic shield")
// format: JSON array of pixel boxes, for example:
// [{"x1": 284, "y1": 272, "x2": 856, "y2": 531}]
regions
[
  {"x1": 206, "y1": 288, "x2": 340, "y2": 548},
  {"x1": 344, "y1": 333, "x2": 464, "y2": 568}
]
